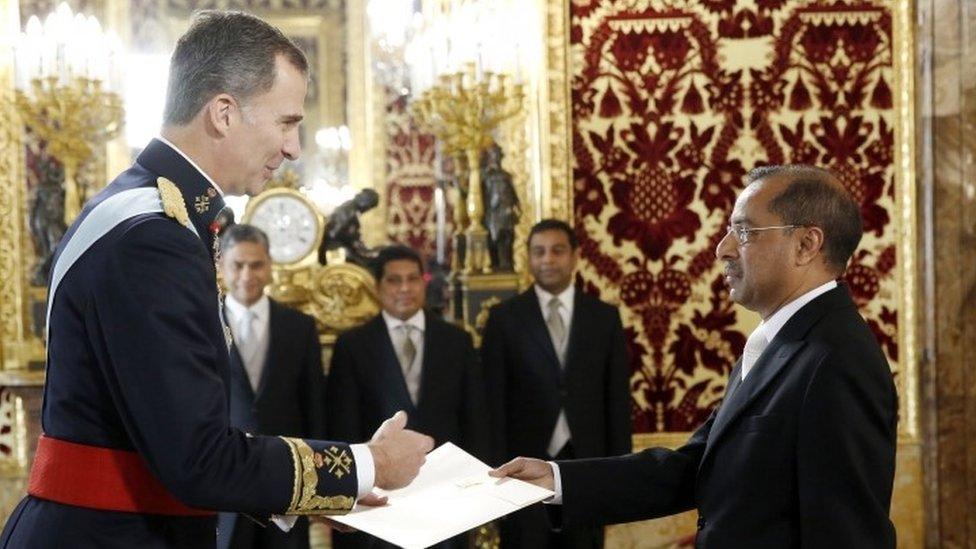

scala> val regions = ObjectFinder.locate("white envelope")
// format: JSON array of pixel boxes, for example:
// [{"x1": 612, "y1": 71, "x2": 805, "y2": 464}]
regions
[{"x1": 329, "y1": 442, "x2": 554, "y2": 549}]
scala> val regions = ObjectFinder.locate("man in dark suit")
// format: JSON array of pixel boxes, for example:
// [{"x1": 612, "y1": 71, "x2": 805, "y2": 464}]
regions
[
  {"x1": 326, "y1": 244, "x2": 490, "y2": 549},
  {"x1": 0, "y1": 11, "x2": 432, "y2": 548},
  {"x1": 216, "y1": 223, "x2": 326, "y2": 549},
  {"x1": 491, "y1": 166, "x2": 898, "y2": 548},
  {"x1": 482, "y1": 219, "x2": 631, "y2": 549}
]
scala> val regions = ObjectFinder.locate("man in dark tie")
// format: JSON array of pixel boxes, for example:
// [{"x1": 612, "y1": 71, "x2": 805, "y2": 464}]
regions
[
  {"x1": 326, "y1": 245, "x2": 490, "y2": 549},
  {"x1": 216, "y1": 223, "x2": 326, "y2": 549},
  {"x1": 481, "y1": 219, "x2": 631, "y2": 549},
  {"x1": 491, "y1": 166, "x2": 898, "y2": 548}
]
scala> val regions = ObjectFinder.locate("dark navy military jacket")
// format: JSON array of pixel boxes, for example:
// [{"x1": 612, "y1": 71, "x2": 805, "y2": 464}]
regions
[{"x1": 1, "y1": 139, "x2": 358, "y2": 549}]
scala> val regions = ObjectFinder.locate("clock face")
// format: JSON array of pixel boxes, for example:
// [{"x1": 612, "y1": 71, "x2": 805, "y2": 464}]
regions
[{"x1": 247, "y1": 194, "x2": 320, "y2": 264}]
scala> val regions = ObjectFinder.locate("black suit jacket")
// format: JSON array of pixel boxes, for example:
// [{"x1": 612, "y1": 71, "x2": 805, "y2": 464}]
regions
[
  {"x1": 482, "y1": 287, "x2": 632, "y2": 463},
  {"x1": 556, "y1": 284, "x2": 898, "y2": 548},
  {"x1": 326, "y1": 311, "x2": 490, "y2": 460},
  {"x1": 219, "y1": 299, "x2": 326, "y2": 549},
  {"x1": 225, "y1": 299, "x2": 326, "y2": 440}
]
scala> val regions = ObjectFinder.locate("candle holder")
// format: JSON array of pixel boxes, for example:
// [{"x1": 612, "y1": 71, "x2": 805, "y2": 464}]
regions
[
  {"x1": 411, "y1": 63, "x2": 523, "y2": 274},
  {"x1": 12, "y1": 3, "x2": 124, "y2": 227},
  {"x1": 14, "y1": 76, "x2": 123, "y2": 225}
]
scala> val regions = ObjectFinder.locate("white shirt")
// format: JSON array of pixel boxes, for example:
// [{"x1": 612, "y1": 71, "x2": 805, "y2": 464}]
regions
[
  {"x1": 382, "y1": 309, "x2": 426, "y2": 404},
  {"x1": 546, "y1": 279, "x2": 839, "y2": 504},
  {"x1": 224, "y1": 294, "x2": 271, "y2": 391},
  {"x1": 741, "y1": 280, "x2": 837, "y2": 380},
  {"x1": 752, "y1": 280, "x2": 838, "y2": 353},
  {"x1": 534, "y1": 285, "x2": 575, "y2": 457},
  {"x1": 534, "y1": 285, "x2": 575, "y2": 328}
]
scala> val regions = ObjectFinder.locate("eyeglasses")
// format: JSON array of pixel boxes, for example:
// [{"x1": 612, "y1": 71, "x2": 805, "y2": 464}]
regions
[{"x1": 725, "y1": 224, "x2": 801, "y2": 244}]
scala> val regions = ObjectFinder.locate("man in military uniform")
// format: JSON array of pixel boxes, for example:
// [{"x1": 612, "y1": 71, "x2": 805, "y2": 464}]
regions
[{"x1": 1, "y1": 11, "x2": 432, "y2": 549}]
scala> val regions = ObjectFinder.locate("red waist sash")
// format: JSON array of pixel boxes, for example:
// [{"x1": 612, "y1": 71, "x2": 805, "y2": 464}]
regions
[{"x1": 28, "y1": 435, "x2": 215, "y2": 517}]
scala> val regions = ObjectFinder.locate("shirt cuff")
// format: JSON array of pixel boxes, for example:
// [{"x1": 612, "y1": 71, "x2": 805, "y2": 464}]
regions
[
  {"x1": 350, "y1": 443, "x2": 375, "y2": 499},
  {"x1": 545, "y1": 461, "x2": 563, "y2": 505},
  {"x1": 271, "y1": 515, "x2": 297, "y2": 531}
]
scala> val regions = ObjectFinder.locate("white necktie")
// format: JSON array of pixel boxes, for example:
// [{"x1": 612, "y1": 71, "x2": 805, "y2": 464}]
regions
[
  {"x1": 237, "y1": 310, "x2": 261, "y2": 390},
  {"x1": 741, "y1": 328, "x2": 769, "y2": 381}
]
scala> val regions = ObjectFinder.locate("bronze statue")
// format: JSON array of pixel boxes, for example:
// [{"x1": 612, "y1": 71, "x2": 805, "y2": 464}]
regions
[
  {"x1": 319, "y1": 188, "x2": 380, "y2": 267},
  {"x1": 28, "y1": 154, "x2": 67, "y2": 286},
  {"x1": 481, "y1": 144, "x2": 520, "y2": 272}
]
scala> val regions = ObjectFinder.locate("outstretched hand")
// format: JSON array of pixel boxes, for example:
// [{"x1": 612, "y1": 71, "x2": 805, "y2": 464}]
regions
[{"x1": 489, "y1": 456, "x2": 555, "y2": 491}]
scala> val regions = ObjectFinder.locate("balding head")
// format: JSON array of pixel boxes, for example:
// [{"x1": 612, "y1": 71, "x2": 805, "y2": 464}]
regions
[{"x1": 747, "y1": 165, "x2": 863, "y2": 275}]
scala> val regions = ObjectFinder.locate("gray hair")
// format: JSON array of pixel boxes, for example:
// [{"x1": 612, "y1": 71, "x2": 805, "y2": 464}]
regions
[
  {"x1": 220, "y1": 223, "x2": 270, "y2": 254},
  {"x1": 747, "y1": 164, "x2": 863, "y2": 274},
  {"x1": 163, "y1": 10, "x2": 308, "y2": 125}
]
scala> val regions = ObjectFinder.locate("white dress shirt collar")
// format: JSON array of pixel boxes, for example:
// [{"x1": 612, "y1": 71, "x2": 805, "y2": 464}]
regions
[
  {"x1": 534, "y1": 284, "x2": 575, "y2": 316},
  {"x1": 381, "y1": 309, "x2": 426, "y2": 333},
  {"x1": 155, "y1": 135, "x2": 225, "y2": 197},
  {"x1": 755, "y1": 280, "x2": 838, "y2": 344},
  {"x1": 225, "y1": 294, "x2": 270, "y2": 325}
]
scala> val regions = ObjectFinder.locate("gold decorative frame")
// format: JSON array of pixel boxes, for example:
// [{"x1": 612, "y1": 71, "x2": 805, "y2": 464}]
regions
[
  {"x1": 0, "y1": 0, "x2": 33, "y2": 372},
  {"x1": 544, "y1": 0, "x2": 920, "y2": 450}
]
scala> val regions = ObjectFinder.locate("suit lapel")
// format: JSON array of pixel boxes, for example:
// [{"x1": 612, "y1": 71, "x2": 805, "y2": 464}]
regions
[
  {"x1": 702, "y1": 340, "x2": 804, "y2": 462},
  {"x1": 562, "y1": 289, "x2": 587, "y2": 379},
  {"x1": 254, "y1": 301, "x2": 280, "y2": 400},
  {"x1": 699, "y1": 283, "x2": 855, "y2": 467},
  {"x1": 518, "y1": 290, "x2": 562, "y2": 375},
  {"x1": 415, "y1": 312, "x2": 438, "y2": 413},
  {"x1": 367, "y1": 315, "x2": 416, "y2": 414}
]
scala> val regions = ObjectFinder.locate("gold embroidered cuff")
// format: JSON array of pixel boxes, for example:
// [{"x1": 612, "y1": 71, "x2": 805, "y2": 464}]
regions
[{"x1": 280, "y1": 437, "x2": 356, "y2": 516}]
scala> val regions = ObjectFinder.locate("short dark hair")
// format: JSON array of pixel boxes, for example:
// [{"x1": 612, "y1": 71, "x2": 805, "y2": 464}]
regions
[
  {"x1": 220, "y1": 223, "x2": 270, "y2": 254},
  {"x1": 372, "y1": 245, "x2": 424, "y2": 281},
  {"x1": 528, "y1": 219, "x2": 578, "y2": 250},
  {"x1": 749, "y1": 165, "x2": 863, "y2": 274},
  {"x1": 163, "y1": 10, "x2": 309, "y2": 125}
]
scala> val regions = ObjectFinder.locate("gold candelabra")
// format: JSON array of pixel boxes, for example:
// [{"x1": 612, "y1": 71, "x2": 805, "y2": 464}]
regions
[
  {"x1": 411, "y1": 63, "x2": 523, "y2": 274},
  {"x1": 14, "y1": 76, "x2": 124, "y2": 225}
]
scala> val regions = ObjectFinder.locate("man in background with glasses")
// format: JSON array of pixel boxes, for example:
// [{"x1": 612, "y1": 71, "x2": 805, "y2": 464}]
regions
[{"x1": 492, "y1": 165, "x2": 898, "y2": 548}]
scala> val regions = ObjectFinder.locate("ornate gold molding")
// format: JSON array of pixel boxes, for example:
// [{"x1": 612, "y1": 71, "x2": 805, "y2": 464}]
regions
[
  {"x1": 0, "y1": 0, "x2": 28, "y2": 370},
  {"x1": 542, "y1": 0, "x2": 573, "y2": 223},
  {"x1": 892, "y1": 0, "x2": 919, "y2": 442}
]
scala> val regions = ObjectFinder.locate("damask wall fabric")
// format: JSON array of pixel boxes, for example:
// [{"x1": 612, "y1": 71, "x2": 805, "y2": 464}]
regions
[
  {"x1": 383, "y1": 93, "x2": 449, "y2": 261},
  {"x1": 569, "y1": 0, "x2": 899, "y2": 433}
]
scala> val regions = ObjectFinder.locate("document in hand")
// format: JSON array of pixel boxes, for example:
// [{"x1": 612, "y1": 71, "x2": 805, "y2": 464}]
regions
[{"x1": 329, "y1": 442, "x2": 554, "y2": 548}]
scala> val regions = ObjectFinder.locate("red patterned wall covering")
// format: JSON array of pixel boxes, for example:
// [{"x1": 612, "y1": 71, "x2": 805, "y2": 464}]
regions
[
  {"x1": 384, "y1": 93, "x2": 447, "y2": 260},
  {"x1": 569, "y1": 1, "x2": 899, "y2": 433}
]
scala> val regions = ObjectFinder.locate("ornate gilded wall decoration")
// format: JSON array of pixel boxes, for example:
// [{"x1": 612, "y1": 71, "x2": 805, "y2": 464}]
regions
[{"x1": 570, "y1": 0, "x2": 902, "y2": 433}]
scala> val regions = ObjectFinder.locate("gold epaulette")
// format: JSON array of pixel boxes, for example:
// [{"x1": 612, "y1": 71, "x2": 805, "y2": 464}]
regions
[
  {"x1": 280, "y1": 437, "x2": 356, "y2": 515},
  {"x1": 157, "y1": 177, "x2": 192, "y2": 229}
]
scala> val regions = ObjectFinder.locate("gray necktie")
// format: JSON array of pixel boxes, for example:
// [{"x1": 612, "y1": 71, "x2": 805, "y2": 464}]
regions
[
  {"x1": 398, "y1": 324, "x2": 417, "y2": 373},
  {"x1": 546, "y1": 297, "x2": 566, "y2": 350}
]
